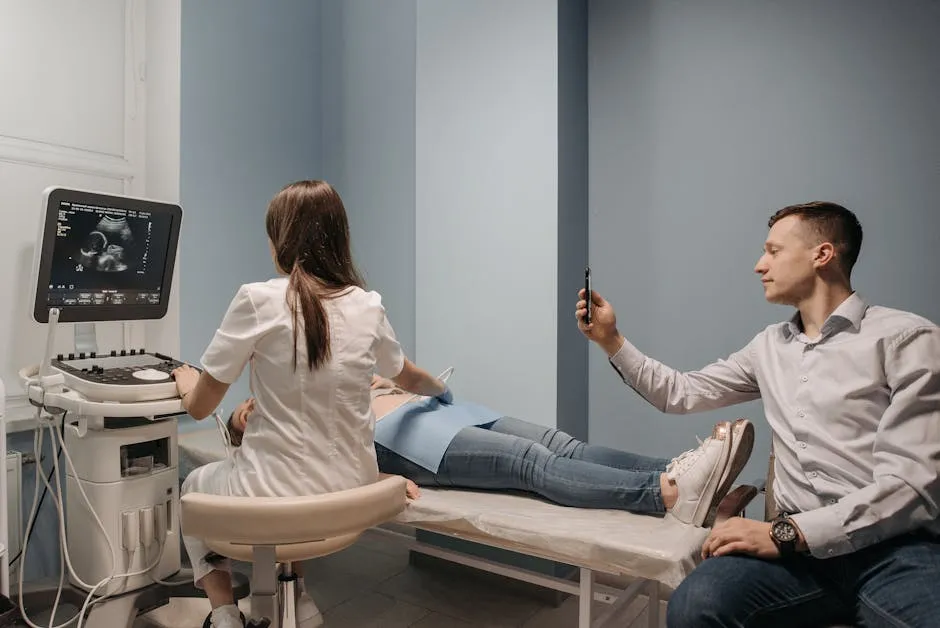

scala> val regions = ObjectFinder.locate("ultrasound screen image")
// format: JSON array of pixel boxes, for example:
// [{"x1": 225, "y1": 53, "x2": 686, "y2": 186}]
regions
[
  {"x1": 47, "y1": 201, "x2": 174, "y2": 307},
  {"x1": 79, "y1": 216, "x2": 136, "y2": 272}
]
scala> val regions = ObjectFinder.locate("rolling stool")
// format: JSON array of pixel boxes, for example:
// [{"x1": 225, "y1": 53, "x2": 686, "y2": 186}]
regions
[{"x1": 180, "y1": 476, "x2": 407, "y2": 628}]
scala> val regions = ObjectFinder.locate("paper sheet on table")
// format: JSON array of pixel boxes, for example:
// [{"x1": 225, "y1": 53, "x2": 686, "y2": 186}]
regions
[{"x1": 179, "y1": 428, "x2": 707, "y2": 589}]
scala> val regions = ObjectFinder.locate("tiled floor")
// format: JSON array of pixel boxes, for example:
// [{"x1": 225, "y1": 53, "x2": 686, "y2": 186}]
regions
[{"x1": 130, "y1": 532, "x2": 668, "y2": 628}]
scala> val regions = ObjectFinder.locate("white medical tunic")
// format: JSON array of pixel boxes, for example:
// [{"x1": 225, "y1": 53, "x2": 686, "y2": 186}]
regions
[{"x1": 200, "y1": 277, "x2": 405, "y2": 498}]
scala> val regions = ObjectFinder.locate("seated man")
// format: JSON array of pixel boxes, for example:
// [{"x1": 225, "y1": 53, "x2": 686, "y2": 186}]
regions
[
  {"x1": 576, "y1": 202, "x2": 940, "y2": 626},
  {"x1": 225, "y1": 377, "x2": 754, "y2": 527}
]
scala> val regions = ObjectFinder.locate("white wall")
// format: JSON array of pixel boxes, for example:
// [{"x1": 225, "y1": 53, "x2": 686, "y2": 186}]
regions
[
  {"x1": 0, "y1": 0, "x2": 181, "y2": 429},
  {"x1": 0, "y1": 0, "x2": 181, "y2": 581}
]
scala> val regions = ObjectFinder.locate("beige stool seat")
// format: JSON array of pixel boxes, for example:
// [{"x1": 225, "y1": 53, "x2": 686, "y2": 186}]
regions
[
  {"x1": 181, "y1": 476, "x2": 407, "y2": 628},
  {"x1": 205, "y1": 533, "x2": 362, "y2": 564}
]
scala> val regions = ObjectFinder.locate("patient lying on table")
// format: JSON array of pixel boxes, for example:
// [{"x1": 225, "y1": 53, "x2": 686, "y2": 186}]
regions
[{"x1": 228, "y1": 378, "x2": 754, "y2": 527}]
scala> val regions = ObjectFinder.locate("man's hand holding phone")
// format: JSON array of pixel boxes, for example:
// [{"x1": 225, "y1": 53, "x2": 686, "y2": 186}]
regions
[{"x1": 576, "y1": 283, "x2": 624, "y2": 357}]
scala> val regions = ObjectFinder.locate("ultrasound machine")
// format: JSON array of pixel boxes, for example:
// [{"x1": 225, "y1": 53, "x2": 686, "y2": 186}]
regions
[{"x1": 13, "y1": 188, "x2": 247, "y2": 628}]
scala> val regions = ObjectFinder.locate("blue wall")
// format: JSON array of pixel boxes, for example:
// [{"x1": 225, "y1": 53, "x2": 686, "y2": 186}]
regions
[
  {"x1": 179, "y1": 0, "x2": 322, "y2": 419},
  {"x1": 319, "y1": 0, "x2": 589, "y2": 432},
  {"x1": 318, "y1": 0, "x2": 590, "y2": 434},
  {"x1": 588, "y1": 0, "x2": 940, "y2": 498},
  {"x1": 415, "y1": 0, "x2": 564, "y2": 426},
  {"x1": 556, "y1": 0, "x2": 589, "y2": 439},
  {"x1": 319, "y1": 0, "x2": 418, "y2": 357}
]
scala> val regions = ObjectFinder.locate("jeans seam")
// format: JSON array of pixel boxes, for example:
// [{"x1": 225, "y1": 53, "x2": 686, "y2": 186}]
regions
[
  {"x1": 858, "y1": 592, "x2": 915, "y2": 628},
  {"x1": 742, "y1": 588, "x2": 832, "y2": 626}
]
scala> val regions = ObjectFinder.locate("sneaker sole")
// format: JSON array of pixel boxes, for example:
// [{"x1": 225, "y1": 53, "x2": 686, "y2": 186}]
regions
[
  {"x1": 690, "y1": 421, "x2": 733, "y2": 527},
  {"x1": 704, "y1": 419, "x2": 755, "y2": 527}
]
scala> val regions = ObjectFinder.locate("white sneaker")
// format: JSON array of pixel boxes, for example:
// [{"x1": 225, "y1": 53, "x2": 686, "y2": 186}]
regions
[
  {"x1": 210, "y1": 604, "x2": 244, "y2": 628},
  {"x1": 296, "y1": 591, "x2": 324, "y2": 628},
  {"x1": 666, "y1": 422, "x2": 732, "y2": 527}
]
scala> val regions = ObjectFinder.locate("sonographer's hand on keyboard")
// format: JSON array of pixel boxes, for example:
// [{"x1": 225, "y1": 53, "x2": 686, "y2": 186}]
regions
[{"x1": 171, "y1": 364, "x2": 200, "y2": 399}]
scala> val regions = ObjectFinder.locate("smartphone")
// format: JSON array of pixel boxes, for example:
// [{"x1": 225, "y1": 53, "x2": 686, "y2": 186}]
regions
[{"x1": 584, "y1": 266, "x2": 592, "y2": 325}]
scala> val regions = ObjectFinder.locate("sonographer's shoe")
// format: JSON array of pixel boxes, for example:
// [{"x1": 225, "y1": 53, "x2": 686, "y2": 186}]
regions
[
  {"x1": 208, "y1": 604, "x2": 245, "y2": 628},
  {"x1": 296, "y1": 592, "x2": 324, "y2": 628},
  {"x1": 666, "y1": 422, "x2": 732, "y2": 527}
]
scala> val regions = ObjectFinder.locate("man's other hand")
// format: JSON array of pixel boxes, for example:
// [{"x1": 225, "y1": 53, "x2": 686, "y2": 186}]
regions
[{"x1": 702, "y1": 518, "x2": 781, "y2": 560}]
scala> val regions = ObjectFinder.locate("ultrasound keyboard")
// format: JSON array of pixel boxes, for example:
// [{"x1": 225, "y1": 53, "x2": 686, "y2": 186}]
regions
[{"x1": 51, "y1": 349, "x2": 188, "y2": 403}]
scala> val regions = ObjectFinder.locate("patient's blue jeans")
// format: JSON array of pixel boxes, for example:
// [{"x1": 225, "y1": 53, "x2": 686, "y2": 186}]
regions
[
  {"x1": 667, "y1": 530, "x2": 940, "y2": 627},
  {"x1": 375, "y1": 417, "x2": 669, "y2": 513}
]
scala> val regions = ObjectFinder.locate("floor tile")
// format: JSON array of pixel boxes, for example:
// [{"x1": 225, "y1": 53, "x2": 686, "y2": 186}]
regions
[
  {"x1": 376, "y1": 565, "x2": 543, "y2": 627},
  {"x1": 624, "y1": 598, "x2": 668, "y2": 628},
  {"x1": 409, "y1": 611, "x2": 476, "y2": 627},
  {"x1": 303, "y1": 567, "x2": 382, "y2": 613},
  {"x1": 320, "y1": 591, "x2": 429, "y2": 627},
  {"x1": 520, "y1": 590, "x2": 670, "y2": 628},
  {"x1": 303, "y1": 539, "x2": 409, "y2": 583},
  {"x1": 521, "y1": 594, "x2": 605, "y2": 628}
]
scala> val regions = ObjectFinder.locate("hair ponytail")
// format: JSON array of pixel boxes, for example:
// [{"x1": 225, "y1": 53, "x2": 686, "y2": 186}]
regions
[
  {"x1": 287, "y1": 264, "x2": 331, "y2": 370},
  {"x1": 266, "y1": 180, "x2": 365, "y2": 371}
]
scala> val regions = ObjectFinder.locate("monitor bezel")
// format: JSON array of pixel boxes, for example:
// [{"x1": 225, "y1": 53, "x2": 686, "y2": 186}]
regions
[{"x1": 32, "y1": 187, "x2": 183, "y2": 324}]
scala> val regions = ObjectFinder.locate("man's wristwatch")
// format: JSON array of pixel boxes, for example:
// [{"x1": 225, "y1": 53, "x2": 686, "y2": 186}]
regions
[{"x1": 770, "y1": 514, "x2": 800, "y2": 556}]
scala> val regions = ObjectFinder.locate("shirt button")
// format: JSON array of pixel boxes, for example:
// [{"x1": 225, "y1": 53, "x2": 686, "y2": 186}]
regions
[
  {"x1": 798, "y1": 441, "x2": 807, "y2": 449},
  {"x1": 798, "y1": 410, "x2": 805, "y2": 418},
  {"x1": 800, "y1": 375, "x2": 808, "y2": 382}
]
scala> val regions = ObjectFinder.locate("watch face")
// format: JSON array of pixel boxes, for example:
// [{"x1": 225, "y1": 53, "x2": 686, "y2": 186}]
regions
[{"x1": 773, "y1": 520, "x2": 797, "y2": 542}]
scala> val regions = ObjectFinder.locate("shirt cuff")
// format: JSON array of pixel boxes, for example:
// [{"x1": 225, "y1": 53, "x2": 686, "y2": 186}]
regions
[
  {"x1": 608, "y1": 337, "x2": 646, "y2": 385},
  {"x1": 790, "y1": 505, "x2": 853, "y2": 559}
]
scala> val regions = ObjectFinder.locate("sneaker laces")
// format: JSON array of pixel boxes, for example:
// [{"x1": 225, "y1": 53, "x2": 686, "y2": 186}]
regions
[{"x1": 665, "y1": 436, "x2": 710, "y2": 481}]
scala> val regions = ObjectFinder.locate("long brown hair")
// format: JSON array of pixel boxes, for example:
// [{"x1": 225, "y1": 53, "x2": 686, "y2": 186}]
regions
[{"x1": 265, "y1": 180, "x2": 365, "y2": 370}]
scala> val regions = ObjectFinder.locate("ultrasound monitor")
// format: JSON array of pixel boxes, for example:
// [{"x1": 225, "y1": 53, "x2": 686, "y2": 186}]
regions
[{"x1": 31, "y1": 187, "x2": 182, "y2": 323}]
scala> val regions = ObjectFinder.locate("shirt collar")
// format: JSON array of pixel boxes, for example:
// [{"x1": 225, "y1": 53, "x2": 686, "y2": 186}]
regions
[{"x1": 782, "y1": 292, "x2": 868, "y2": 340}]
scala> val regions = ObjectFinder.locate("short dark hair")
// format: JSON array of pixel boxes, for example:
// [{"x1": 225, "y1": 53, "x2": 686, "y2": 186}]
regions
[
  {"x1": 769, "y1": 201, "x2": 863, "y2": 277},
  {"x1": 226, "y1": 411, "x2": 243, "y2": 447}
]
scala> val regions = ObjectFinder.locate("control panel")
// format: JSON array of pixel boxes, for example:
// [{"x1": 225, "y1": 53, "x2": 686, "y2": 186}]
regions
[{"x1": 51, "y1": 349, "x2": 188, "y2": 403}]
